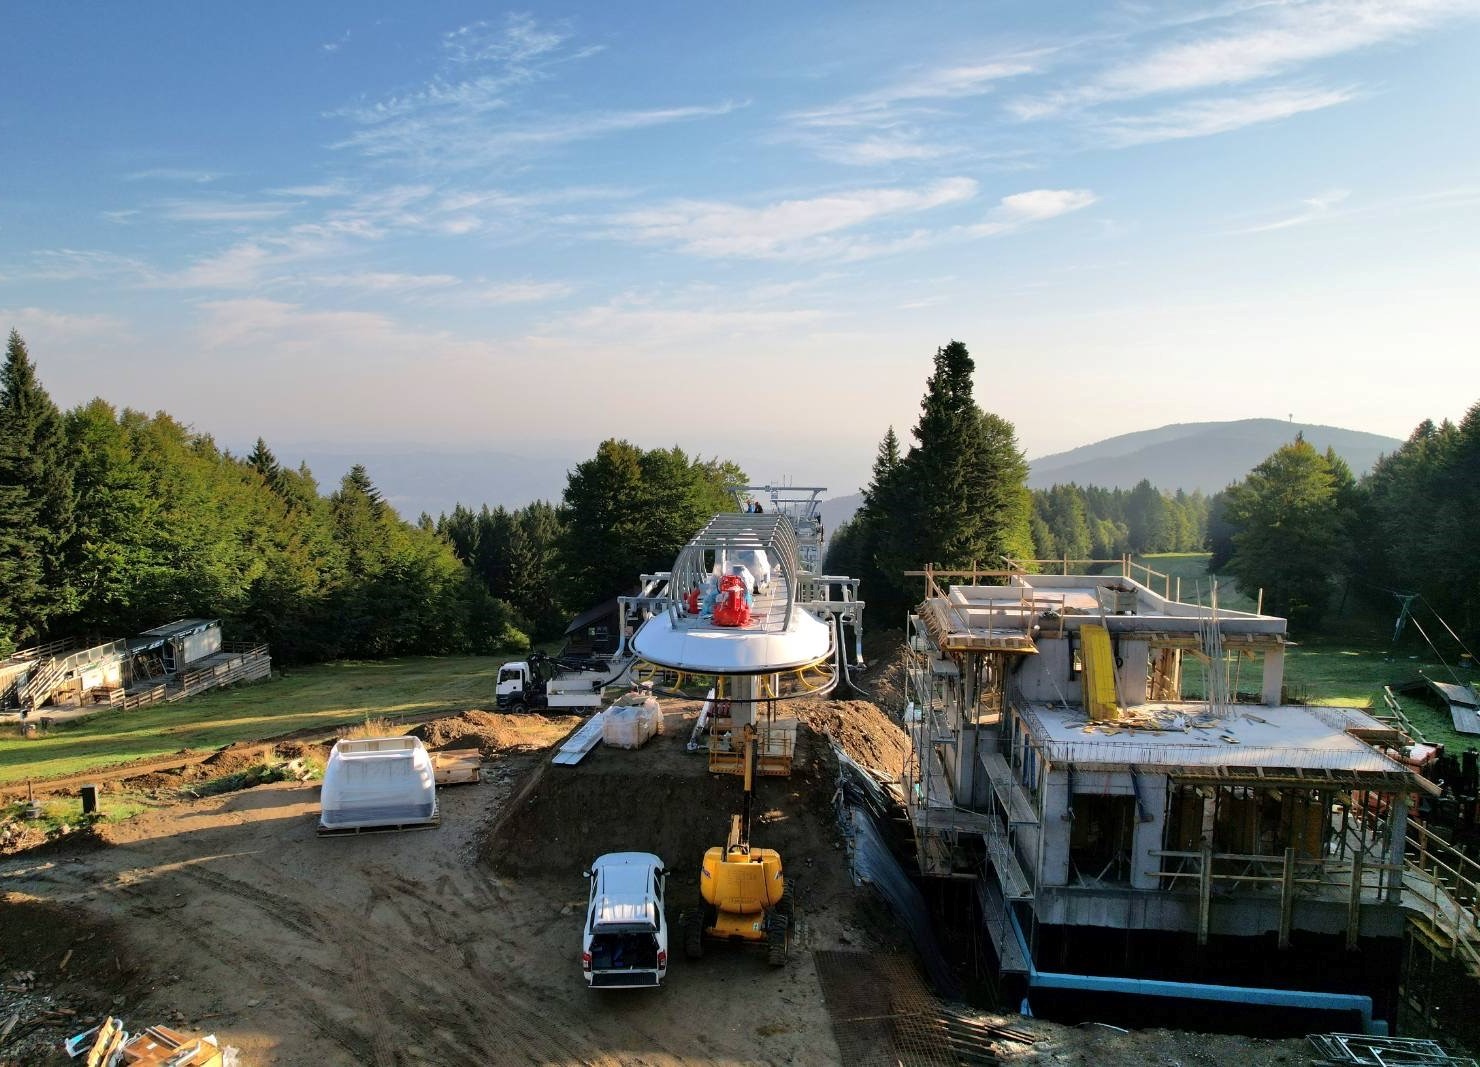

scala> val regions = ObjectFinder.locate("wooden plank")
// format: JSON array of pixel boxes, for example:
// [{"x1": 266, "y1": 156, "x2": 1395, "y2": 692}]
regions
[{"x1": 432, "y1": 751, "x2": 482, "y2": 785}]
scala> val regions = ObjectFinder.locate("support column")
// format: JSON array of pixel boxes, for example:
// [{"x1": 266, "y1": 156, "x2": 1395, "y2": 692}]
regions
[
  {"x1": 955, "y1": 658, "x2": 979, "y2": 806},
  {"x1": 1388, "y1": 795, "x2": 1409, "y2": 905},
  {"x1": 1261, "y1": 646, "x2": 1285, "y2": 706},
  {"x1": 731, "y1": 674, "x2": 757, "y2": 730}
]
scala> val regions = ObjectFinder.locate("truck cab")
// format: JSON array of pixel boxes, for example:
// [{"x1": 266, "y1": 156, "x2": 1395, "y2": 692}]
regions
[
  {"x1": 495, "y1": 662, "x2": 535, "y2": 711},
  {"x1": 582, "y1": 852, "x2": 668, "y2": 989}
]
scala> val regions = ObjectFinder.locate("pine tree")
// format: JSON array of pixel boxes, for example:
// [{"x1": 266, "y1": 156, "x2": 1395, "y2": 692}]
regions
[
  {"x1": 0, "y1": 331, "x2": 76, "y2": 642},
  {"x1": 854, "y1": 342, "x2": 1033, "y2": 608}
]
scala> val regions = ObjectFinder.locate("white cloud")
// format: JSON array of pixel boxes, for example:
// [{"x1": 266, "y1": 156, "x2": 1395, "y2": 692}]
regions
[
  {"x1": 608, "y1": 178, "x2": 979, "y2": 260},
  {"x1": 476, "y1": 281, "x2": 574, "y2": 304},
  {"x1": 786, "y1": 54, "x2": 1041, "y2": 165},
  {"x1": 1100, "y1": 0, "x2": 1471, "y2": 99},
  {"x1": 159, "y1": 199, "x2": 300, "y2": 223},
  {"x1": 1095, "y1": 86, "x2": 1357, "y2": 146},
  {"x1": 964, "y1": 188, "x2": 1099, "y2": 237},
  {"x1": 331, "y1": 12, "x2": 725, "y2": 169},
  {"x1": 5, "y1": 249, "x2": 153, "y2": 284},
  {"x1": 0, "y1": 306, "x2": 128, "y2": 342},
  {"x1": 305, "y1": 272, "x2": 462, "y2": 293},
  {"x1": 123, "y1": 167, "x2": 222, "y2": 184},
  {"x1": 1010, "y1": 0, "x2": 1479, "y2": 119}
]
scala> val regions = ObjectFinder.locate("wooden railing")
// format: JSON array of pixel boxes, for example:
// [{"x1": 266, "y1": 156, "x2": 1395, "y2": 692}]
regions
[{"x1": 1403, "y1": 819, "x2": 1480, "y2": 974}]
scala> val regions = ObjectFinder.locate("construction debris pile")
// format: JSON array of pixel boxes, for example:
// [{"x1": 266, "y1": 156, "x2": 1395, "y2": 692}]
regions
[
  {"x1": 63, "y1": 1015, "x2": 237, "y2": 1065},
  {"x1": 1308, "y1": 1031, "x2": 1477, "y2": 1066}
]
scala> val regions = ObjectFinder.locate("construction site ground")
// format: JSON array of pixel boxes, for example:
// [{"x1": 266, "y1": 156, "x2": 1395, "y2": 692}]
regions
[{"x1": 1, "y1": 692, "x2": 1313, "y2": 1066}]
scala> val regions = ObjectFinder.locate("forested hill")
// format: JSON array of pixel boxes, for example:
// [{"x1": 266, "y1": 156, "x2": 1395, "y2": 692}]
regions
[
  {"x1": 821, "y1": 418, "x2": 1398, "y2": 530},
  {"x1": 1027, "y1": 419, "x2": 1401, "y2": 492}
]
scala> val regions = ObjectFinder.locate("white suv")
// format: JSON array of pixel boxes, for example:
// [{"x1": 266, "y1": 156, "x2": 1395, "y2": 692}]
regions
[{"x1": 582, "y1": 852, "x2": 669, "y2": 988}]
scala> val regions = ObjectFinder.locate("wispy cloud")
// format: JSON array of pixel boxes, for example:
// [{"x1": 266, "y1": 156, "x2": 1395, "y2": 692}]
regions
[
  {"x1": 0, "y1": 306, "x2": 129, "y2": 341},
  {"x1": 269, "y1": 181, "x2": 353, "y2": 199},
  {"x1": 1234, "y1": 187, "x2": 1353, "y2": 233},
  {"x1": 786, "y1": 55, "x2": 1042, "y2": 165},
  {"x1": 963, "y1": 188, "x2": 1099, "y2": 237},
  {"x1": 1009, "y1": 0, "x2": 1479, "y2": 121},
  {"x1": 331, "y1": 12, "x2": 726, "y2": 169},
  {"x1": 1099, "y1": 0, "x2": 1470, "y2": 99},
  {"x1": 159, "y1": 199, "x2": 300, "y2": 223},
  {"x1": 1095, "y1": 85, "x2": 1356, "y2": 146},
  {"x1": 123, "y1": 167, "x2": 222, "y2": 184},
  {"x1": 304, "y1": 272, "x2": 461, "y2": 293},
  {"x1": 1229, "y1": 184, "x2": 1480, "y2": 234},
  {"x1": 476, "y1": 281, "x2": 574, "y2": 304},
  {"x1": 606, "y1": 178, "x2": 979, "y2": 260},
  {"x1": 4, "y1": 249, "x2": 154, "y2": 284}
]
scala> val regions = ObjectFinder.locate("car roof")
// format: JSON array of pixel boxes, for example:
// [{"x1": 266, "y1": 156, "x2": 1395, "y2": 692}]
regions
[{"x1": 590, "y1": 851, "x2": 663, "y2": 870}]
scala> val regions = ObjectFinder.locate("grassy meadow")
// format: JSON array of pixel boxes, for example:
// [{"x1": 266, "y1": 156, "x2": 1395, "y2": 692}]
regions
[
  {"x1": 1, "y1": 654, "x2": 513, "y2": 786},
  {"x1": 1138, "y1": 553, "x2": 1476, "y2": 752},
  {"x1": 4, "y1": 554, "x2": 1475, "y2": 788}
]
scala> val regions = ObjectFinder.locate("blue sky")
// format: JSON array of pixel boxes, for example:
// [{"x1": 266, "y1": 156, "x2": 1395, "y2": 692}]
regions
[{"x1": 4, "y1": 1, "x2": 1479, "y2": 504}]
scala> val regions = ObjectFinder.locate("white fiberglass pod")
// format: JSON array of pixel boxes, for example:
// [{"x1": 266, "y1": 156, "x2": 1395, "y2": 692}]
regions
[{"x1": 319, "y1": 736, "x2": 439, "y2": 833}]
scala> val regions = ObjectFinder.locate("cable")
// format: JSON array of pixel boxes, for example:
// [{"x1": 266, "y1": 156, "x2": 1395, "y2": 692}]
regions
[{"x1": 1418, "y1": 594, "x2": 1477, "y2": 665}]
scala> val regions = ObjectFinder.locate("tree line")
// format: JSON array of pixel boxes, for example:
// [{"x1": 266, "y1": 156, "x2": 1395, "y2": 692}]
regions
[
  {"x1": 1211, "y1": 411, "x2": 1480, "y2": 636},
  {"x1": 0, "y1": 330, "x2": 746, "y2": 662},
  {"x1": 0, "y1": 330, "x2": 511, "y2": 662},
  {"x1": 8, "y1": 321, "x2": 1470, "y2": 662}
]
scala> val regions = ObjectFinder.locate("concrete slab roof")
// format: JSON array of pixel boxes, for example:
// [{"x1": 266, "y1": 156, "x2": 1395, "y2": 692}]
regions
[{"x1": 1018, "y1": 700, "x2": 1406, "y2": 776}]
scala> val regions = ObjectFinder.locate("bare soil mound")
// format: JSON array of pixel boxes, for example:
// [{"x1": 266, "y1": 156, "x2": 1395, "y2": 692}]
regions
[
  {"x1": 794, "y1": 698, "x2": 911, "y2": 780},
  {"x1": 856, "y1": 627, "x2": 911, "y2": 711},
  {"x1": 408, "y1": 709, "x2": 581, "y2": 754}
]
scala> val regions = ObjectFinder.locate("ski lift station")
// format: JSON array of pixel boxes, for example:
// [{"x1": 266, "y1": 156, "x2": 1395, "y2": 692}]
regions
[{"x1": 902, "y1": 565, "x2": 1478, "y2": 1034}]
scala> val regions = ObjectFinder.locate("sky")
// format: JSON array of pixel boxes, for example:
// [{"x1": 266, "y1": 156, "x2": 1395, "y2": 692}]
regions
[{"x1": 4, "y1": 1, "x2": 1479, "y2": 507}]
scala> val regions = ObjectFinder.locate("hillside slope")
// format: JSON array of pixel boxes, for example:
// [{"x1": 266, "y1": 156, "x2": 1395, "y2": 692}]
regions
[
  {"x1": 1027, "y1": 418, "x2": 1400, "y2": 493},
  {"x1": 822, "y1": 419, "x2": 1402, "y2": 529}
]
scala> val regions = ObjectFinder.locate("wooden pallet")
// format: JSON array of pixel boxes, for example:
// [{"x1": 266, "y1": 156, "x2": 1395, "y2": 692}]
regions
[
  {"x1": 316, "y1": 813, "x2": 441, "y2": 837},
  {"x1": 433, "y1": 751, "x2": 482, "y2": 785}
]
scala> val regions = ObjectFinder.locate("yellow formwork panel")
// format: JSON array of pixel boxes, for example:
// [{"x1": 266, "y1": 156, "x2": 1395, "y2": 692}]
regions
[{"x1": 1080, "y1": 623, "x2": 1122, "y2": 722}]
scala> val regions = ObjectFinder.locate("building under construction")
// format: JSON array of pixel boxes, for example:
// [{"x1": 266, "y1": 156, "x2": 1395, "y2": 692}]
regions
[{"x1": 901, "y1": 563, "x2": 1480, "y2": 1036}]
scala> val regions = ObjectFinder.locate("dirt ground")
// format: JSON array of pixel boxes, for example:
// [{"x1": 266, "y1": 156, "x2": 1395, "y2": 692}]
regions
[{"x1": 0, "y1": 699, "x2": 1314, "y2": 1066}]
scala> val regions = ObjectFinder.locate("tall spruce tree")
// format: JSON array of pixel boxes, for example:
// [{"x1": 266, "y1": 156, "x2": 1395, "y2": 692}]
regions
[
  {"x1": 0, "y1": 331, "x2": 76, "y2": 642},
  {"x1": 853, "y1": 341, "x2": 1033, "y2": 610}
]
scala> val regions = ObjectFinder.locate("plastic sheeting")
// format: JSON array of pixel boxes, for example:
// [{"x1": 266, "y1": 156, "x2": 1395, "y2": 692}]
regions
[
  {"x1": 603, "y1": 694, "x2": 663, "y2": 749},
  {"x1": 833, "y1": 745, "x2": 962, "y2": 999}
]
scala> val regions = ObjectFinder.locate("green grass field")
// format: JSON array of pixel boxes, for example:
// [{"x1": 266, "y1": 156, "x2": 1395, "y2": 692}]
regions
[
  {"x1": 1138, "y1": 553, "x2": 1476, "y2": 752},
  {"x1": 0, "y1": 655, "x2": 511, "y2": 786}
]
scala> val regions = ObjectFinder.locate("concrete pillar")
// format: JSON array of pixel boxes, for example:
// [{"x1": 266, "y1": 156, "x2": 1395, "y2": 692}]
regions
[
  {"x1": 1388, "y1": 795, "x2": 1409, "y2": 905},
  {"x1": 956, "y1": 662, "x2": 978, "y2": 805},
  {"x1": 1261, "y1": 646, "x2": 1285, "y2": 706},
  {"x1": 731, "y1": 674, "x2": 757, "y2": 730}
]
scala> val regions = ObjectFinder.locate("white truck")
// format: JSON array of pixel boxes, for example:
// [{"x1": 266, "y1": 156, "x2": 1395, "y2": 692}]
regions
[
  {"x1": 495, "y1": 650, "x2": 632, "y2": 713},
  {"x1": 581, "y1": 852, "x2": 669, "y2": 989}
]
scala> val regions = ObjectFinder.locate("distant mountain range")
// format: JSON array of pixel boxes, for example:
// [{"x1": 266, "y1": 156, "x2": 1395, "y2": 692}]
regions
[{"x1": 820, "y1": 419, "x2": 1403, "y2": 533}]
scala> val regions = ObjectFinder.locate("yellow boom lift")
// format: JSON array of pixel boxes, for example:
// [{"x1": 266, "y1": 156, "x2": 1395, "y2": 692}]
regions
[{"x1": 685, "y1": 723, "x2": 794, "y2": 965}]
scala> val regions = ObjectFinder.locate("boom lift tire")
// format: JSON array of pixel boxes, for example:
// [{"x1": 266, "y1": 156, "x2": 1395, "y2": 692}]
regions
[
  {"x1": 684, "y1": 909, "x2": 706, "y2": 960},
  {"x1": 765, "y1": 911, "x2": 789, "y2": 966}
]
